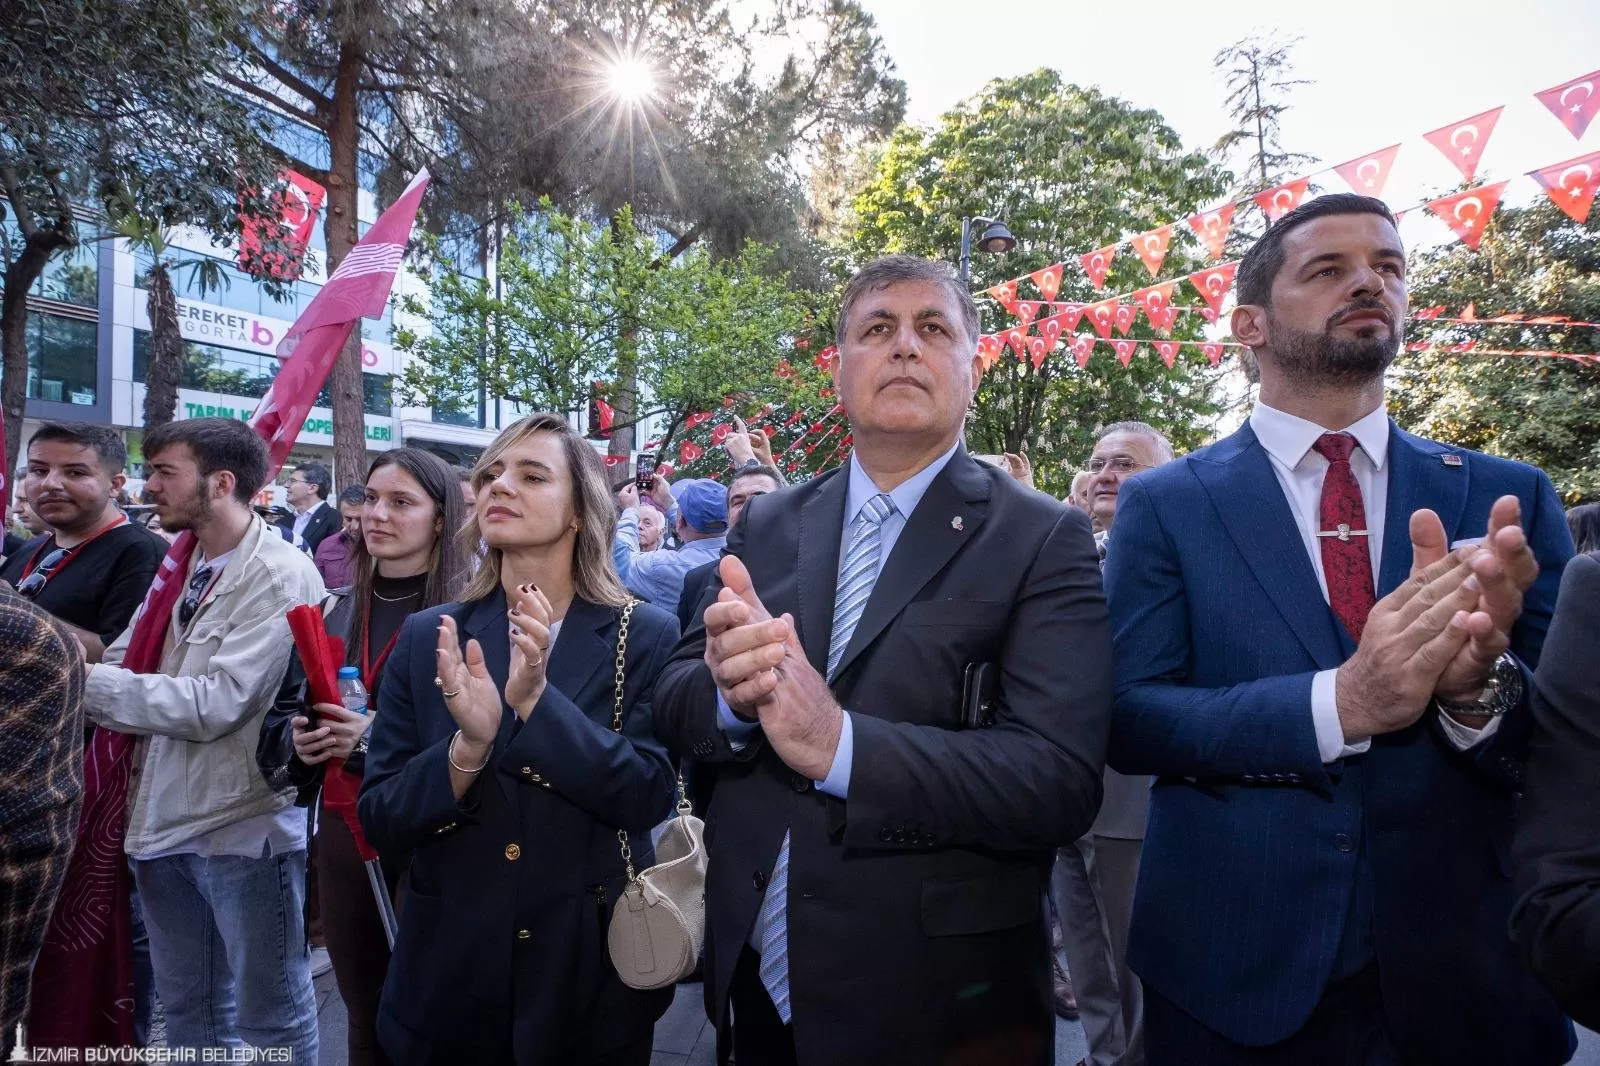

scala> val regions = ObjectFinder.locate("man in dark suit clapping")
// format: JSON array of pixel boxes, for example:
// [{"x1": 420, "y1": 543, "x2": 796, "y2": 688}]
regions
[{"x1": 655, "y1": 254, "x2": 1112, "y2": 1066}]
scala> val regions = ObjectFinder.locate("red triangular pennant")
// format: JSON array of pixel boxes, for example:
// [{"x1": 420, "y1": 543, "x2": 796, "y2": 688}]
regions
[
  {"x1": 1114, "y1": 304, "x2": 1137, "y2": 337},
  {"x1": 1080, "y1": 245, "x2": 1117, "y2": 290},
  {"x1": 1014, "y1": 300, "x2": 1043, "y2": 325},
  {"x1": 1535, "y1": 70, "x2": 1600, "y2": 140},
  {"x1": 1529, "y1": 151, "x2": 1600, "y2": 225},
  {"x1": 1071, "y1": 334, "x2": 1095, "y2": 368},
  {"x1": 1133, "y1": 283, "x2": 1177, "y2": 330},
  {"x1": 1155, "y1": 340, "x2": 1180, "y2": 368},
  {"x1": 1133, "y1": 226, "x2": 1173, "y2": 277},
  {"x1": 1333, "y1": 145, "x2": 1402, "y2": 197},
  {"x1": 814, "y1": 345, "x2": 837, "y2": 370},
  {"x1": 1084, "y1": 298, "x2": 1118, "y2": 339},
  {"x1": 1029, "y1": 336, "x2": 1049, "y2": 370},
  {"x1": 1030, "y1": 264, "x2": 1065, "y2": 302},
  {"x1": 1056, "y1": 303, "x2": 1085, "y2": 331},
  {"x1": 1254, "y1": 176, "x2": 1312, "y2": 222},
  {"x1": 1423, "y1": 107, "x2": 1504, "y2": 184},
  {"x1": 1187, "y1": 204, "x2": 1235, "y2": 260},
  {"x1": 680, "y1": 439, "x2": 703, "y2": 464},
  {"x1": 1113, "y1": 340, "x2": 1137, "y2": 367},
  {"x1": 710, "y1": 423, "x2": 731, "y2": 445},
  {"x1": 1202, "y1": 343, "x2": 1224, "y2": 367},
  {"x1": 686, "y1": 411, "x2": 713, "y2": 429},
  {"x1": 1002, "y1": 326, "x2": 1030, "y2": 358},
  {"x1": 1188, "y1": 262, "x2": 1238, "y2": 313},
  {"x1": 1425, "y1": 182, "x2": 1508, "y2": 251},
  {"x1": 977, "y1": 334, "x2": 1003, "y2": 370},
  {"x1": 987, "y1": 280, "x2": 1020, "y2": 313},
  {"x1": 1038, "y1": 314, "x2": 1066, "y2": 350},
  {"x1": 1413, "y1": 306, "x2": 1446, "y2": 321}
]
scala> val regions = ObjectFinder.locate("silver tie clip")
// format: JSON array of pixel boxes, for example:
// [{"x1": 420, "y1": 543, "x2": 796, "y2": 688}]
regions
[{"x1": 1316, "y1": 523, "x2": 1370, "y2": 542}]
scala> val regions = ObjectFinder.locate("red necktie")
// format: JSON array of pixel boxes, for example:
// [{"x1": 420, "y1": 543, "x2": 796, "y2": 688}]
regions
[{"x1": 1312, "y1": 432, "x2": 1376, "y2": 643}]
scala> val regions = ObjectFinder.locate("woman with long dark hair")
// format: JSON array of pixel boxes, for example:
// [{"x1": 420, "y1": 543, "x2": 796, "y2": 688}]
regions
[
  {"x1": 258, "y1": 447, "x2": 468, "y2": 1066},
  {"x1": 357, "y1": 413, "x2": 679, "y2": 1065}
]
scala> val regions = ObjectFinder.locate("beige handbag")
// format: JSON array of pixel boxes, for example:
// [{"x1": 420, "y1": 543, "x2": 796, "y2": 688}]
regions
[{"x1": 605, "y1": 600, "x2": 709, "y2": 990}]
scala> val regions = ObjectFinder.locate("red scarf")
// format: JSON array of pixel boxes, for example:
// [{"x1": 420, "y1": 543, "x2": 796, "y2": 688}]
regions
[{"x1": 28, "y1": 531, "x2": 197, "y2": 1047}]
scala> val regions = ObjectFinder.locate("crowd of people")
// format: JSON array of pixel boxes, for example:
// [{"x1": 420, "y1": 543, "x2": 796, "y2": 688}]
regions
[{"x1": 2, "y1": 193, "x2": 1598, "y2": 1066}]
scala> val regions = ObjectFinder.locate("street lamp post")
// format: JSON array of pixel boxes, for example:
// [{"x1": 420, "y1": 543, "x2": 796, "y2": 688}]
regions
[{"x1": 959, "y1": 215, "x2": 1017, "y2": 285}]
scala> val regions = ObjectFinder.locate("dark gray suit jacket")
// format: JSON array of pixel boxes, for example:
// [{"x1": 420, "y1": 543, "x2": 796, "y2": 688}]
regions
[{"x1": 654, "y1": 447, "x2": 1112, "y2": 1066}]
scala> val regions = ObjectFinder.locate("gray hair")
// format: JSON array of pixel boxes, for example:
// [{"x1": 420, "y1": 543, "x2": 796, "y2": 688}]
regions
[
  {"x1": 836, "y1": 255, "x2": 980, "y2": 349},
  {"x1": 1095, "y1": 421, "x2": 1175, "y2": 464}
]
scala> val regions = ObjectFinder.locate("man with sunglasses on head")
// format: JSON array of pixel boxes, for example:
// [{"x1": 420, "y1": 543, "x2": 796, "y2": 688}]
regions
[
  {"x1": 74, "y1": 417, "x2": 325, "y2": 1058},
  {"x1": 0, "y1": 422, "x2": 166, "y2": 663}
]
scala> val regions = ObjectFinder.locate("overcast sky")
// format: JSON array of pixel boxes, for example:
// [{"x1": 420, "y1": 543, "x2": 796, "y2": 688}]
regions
[{"x1": 859, "y1": 0, "x2": 1600, "y2": 236}]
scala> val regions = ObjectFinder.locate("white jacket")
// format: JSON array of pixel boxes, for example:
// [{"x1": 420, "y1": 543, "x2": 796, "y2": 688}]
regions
[{"x1": 87, "y1": 514, "x2": 325, "y2": 855}]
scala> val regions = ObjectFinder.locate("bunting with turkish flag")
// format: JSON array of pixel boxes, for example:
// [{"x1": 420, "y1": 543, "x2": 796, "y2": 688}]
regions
[
  {"x1": 987, "y1": 280, "x2": 1021, "y2": 313},
  {"x1": 1038, "y1": 313, "x2": 1066, "y2": 351},
  {"x1": 602, "y1": 454, "x2": 628, "y2": 469},
  {"x1": 1014, "y1": 300, "x2": 1043, "y2": 325},
  {"x1": 1072, "y1": 333, "x2": 1096, "y2": 368},
  {"x1": 1002, "y1": 325, "x2": 1030, "y2": 359},
  {"x1": 1029, "y1": 336, "x2": 1049, "y2": 370},
  {"x1": 1156, "y1": 340, "x2": 1180, "y2": 368},
  {"x1": 1425, "y1": 182, "x2": 1508, "y2": 250},
  {"x1": 1529, "y1": 152, "x2": 1600, "y2": 224},
  {"x1": 680, "y1": 439, "x2": 704, "y2": 465},
  {"x1": 1133, "y1": 283, "x2": 1177, "y2": 331},
  {"x1": 1255, "y1": 177, "x2": 1311, "y2": 222},
  {"x1": 1423, "y1": 107, "x2": 1504, "y2": 184},
  {"x1": 1114, "y1": 340, "x2": 1137, "y2": 367},
  {"x1": 1113, "y1": 304, "x2": 1137, "y2": 337},
  {"x1": 1132, "y1": 226, "x2": 1172, "y2": 277},
  {"x1": 238, "y1": 169, "x2": 326, "y2": 281},
  {"x1": 1334, "y1": 145, "x2": 1401, "y2": 197},
  {"x1": 1084, "y1": 299, "x2": 1118, "y2": 340},
  {"x1": 1081, "y1": 245, "x2": 1117, "y2": 289},
  {"x1": 1534, "y1": 70, "x2": 1600, "y2": 140},
  {"x1": 1189, "y1": 262, "x2": 1238, "y2": 314},
  {"x1": 1202, "y1": 343, "x2": 1224, "y2": 366},
  {"x1": 977, "y1": 334, "x2": 1003, "y2": 370},
  {"x1": 1030, "y1": 264, "x2": 1065, "y2": 302},
  {"x1": 29, "y1": 169, "x2": 431, "y2": 1049},
  {"x1": 1187, "y1": 204, "x2": 1235, "y2": 261},
  {"x1": 686, "y1": 411, "x2": 713, "y2": 429},
  {"x1": 711, "y1": 423, "x2": 732, "y2": 446}
]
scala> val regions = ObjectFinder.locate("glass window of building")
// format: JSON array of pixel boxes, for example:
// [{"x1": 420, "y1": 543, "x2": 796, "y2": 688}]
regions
[
  {"x1": 27, "y1": 314, "x2": 98, "y2": 404},
  {"x1": 5, "y1": 222, "x2": 99, "y2": 308}
]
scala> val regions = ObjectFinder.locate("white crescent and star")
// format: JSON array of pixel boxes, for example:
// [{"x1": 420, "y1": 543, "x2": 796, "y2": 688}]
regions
[
  {"x1": 1451, "y1": 124, "x2": 1480, "y2": 156},
  {"x1": 1559, "y1": 163, "x2": 1594, "y2": 197},
  {"x1": 1356, "y1": 159, "x2": 1381, "y2": 187},
  {"x1": 1453, "y1": 196, "x2": 1485, "y2": 227},
  {"x1": 1560, "y1": 81, "x2": 1594, "y2": 112}
]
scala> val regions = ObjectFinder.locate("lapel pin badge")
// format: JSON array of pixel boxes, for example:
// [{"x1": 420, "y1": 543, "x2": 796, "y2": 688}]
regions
[
  {"x1": 951, "y1": 516, "x2": 964, "y2": 532},
  {"x1": 1441, "y1": 454, "x2": 1463, "y2": 467}
]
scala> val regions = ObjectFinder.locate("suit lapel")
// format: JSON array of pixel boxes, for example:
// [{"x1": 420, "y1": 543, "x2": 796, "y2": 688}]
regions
[
  {"x1": 830, "y1": 450, "x2": 992, "y2": 681},
  {"x1": 795, "y1": 469, "x2": 847, "y2": 675},
  {"x1": 545, "y1": 596, "x2": 612, "y2": 710},
  {"x1": 1191, "y1": 425, "x2": 1345, "y2": 670},
  {"x1": 1378, "y1": 423, "x2": 1470, "y2": 596}
]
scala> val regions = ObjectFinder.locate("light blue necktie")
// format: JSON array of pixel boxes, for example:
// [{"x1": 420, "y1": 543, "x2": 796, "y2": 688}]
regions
[{"x1": 755, "y1": 492, "x2": 896, "y2": 1023}]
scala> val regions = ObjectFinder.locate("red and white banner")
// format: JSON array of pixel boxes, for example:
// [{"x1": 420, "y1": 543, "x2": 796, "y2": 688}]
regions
[
  {"x1": 1132, "y1": 226, "x2": 1172, "y2": 277},
  {"x1": 1188, "y1": 262, "x2": 1238, "y2": 315},
  {"x1": 685, "y1": 411, "x2": 713, "y2": 429},
  {"x1": 1423, "y1": 107, "x2": 1504, "y2": 184},
  {"x1": 680, "y1": 439, "x2": 703, "y2": 465},
  {"x1": 987, "y1": 280, "x2": 1020, "y2": 313},
  {"x1": 1133, "y1": 282, "x2": 1177, "y2": 331},
  {"x1": 1014, "y1": 300, "x2": 1044, "y2": 325},
  {"x1": 1187, "y1": 204, "x2": 1235, "y2": 261},
  {"x1": 1424, "y1": 182, "x2": 1509, "y2": 251},
  {"x1": 1072, "y1": 333, "x2": 1095, "y2": 368},
  {"x1": 1114, "y1": 303, "x2": 1137, "y2": 337},
  {"x1": 1529, "y1": 151, "x2": 1600, "y2": 224},
  {"x1": 1030, "y1": 264, "x2": 1064, "y2": 302},
  {"x1": 1334, "y1": 145, "x2": 1402, "y2": 197},
  {"x1": 1038, "y1": 313, "x2": 1066, "y2": 350},
  {"x1": 602, "y1": 454, "x2": 627, "y2": 469},
  {"x1": 1254, "y1": 177, "x2": 1311, "y2": 222},
  {"x1": 239, "y1": 169, "x2": 326, "y2": 281},
  {"x1": 1002, "y1": 325, "x2": 1030, "y2": 359},
  {"x1": 1156, "y1": 340, "x2": 1180, "y2": 368},
  {"x1": 1114, "y1": 340, "x2": 1137, "y2": 367},
  {"x1": 1084, "y1": 298, "x2": 1118, "y2": 339},
  {"x1": 1081, "y1": 245, "x2": 1117, "y2": 290},
  {"x1": 1535, "y1": 70, "x2": 1600, "y2": 140}
]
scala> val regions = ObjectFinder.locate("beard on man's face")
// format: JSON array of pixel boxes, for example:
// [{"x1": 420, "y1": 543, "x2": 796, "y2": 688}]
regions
[
  {"x1": 157, "y1": 484, "x2": 212, "y2": 533},
  {"x1": 1266, "y1": 300, "x2": 1400, "y2": 385}
]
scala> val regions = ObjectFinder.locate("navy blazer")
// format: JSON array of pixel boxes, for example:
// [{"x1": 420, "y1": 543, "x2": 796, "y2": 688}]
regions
[
  {"x1": 358, "y1": 591, "x2": 678, "y2": 1064},
  {"x1": 1105, "y1": 420, "x2": 1574, "y2": 1062}
]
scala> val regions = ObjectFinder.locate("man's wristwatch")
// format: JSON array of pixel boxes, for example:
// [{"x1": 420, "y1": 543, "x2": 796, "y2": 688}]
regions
[{"x1": 1434, "y1": 652, "x2": 1524, "y2": 718}]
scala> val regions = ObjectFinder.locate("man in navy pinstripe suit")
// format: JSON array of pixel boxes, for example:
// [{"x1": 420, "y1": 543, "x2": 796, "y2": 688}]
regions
[{"x1": 1105, "y1": 194, "x2": 1574, "y2": 1065}]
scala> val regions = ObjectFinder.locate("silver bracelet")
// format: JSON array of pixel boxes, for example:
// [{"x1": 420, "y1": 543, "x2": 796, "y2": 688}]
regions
[{"x1": 447, "y1": 729, "x2": 491, "y2": 773}]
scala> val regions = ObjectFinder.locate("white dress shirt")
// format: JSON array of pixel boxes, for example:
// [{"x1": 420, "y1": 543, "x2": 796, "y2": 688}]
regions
[
  {"x1": 1249, "y1": 402, "x2": 1494, "y2": 761},
  {"x1": 291, "y1": 500, "x2": 327, "y2": 549}
]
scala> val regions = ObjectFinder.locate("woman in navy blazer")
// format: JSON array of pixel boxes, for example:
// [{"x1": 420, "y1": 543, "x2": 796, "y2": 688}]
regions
[{"x1": 359, "y1": 413, "x2": 679, "y2": 1064}]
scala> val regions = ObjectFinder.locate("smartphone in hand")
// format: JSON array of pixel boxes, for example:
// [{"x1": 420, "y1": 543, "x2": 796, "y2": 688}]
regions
[{"x1": 636, "y1": 454, "x2": 657, "y2": 493}]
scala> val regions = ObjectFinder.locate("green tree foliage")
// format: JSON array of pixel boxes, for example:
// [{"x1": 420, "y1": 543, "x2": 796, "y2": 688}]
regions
[
  {"x1": 395, "y1": 201, "x2": 819, "y2": 459},
  {"x1": 848, "y1": 69, "x2": 1231, "y2": 494},
  {"x1": 1390, "y1": 199, "x2": 1600, "y2": 503},
  {"x1": 1211, "y1": 34, "x2": 1318, "y2": 195},
  {"x1": 0, "y1": 0, "x2": 286, "y2": 466}
]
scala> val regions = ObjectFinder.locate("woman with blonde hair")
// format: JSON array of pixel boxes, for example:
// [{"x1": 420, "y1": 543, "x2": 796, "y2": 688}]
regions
[{"x1": 358, "y1": 413, "x2": 679, "y2": 1064}]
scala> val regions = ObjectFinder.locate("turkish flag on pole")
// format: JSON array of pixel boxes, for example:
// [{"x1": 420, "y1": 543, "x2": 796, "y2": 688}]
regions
[
  {"x1": 29, "y1": 172, "x2": 431, "y2": 1047},
  {"x1": 1535, "y1": 70, "x2": 1600, "y2": 140},
  {"x1": 1423, "y1": 107, "x2": 1504, "y2": 184},
  {"x1": 1529, "y1": 151, "x2": 1600, "y2": 224},
  {"x1": 1132, "y1": 226, "x2": 1172, "y2": 277},
  {"x1": 1187, "y1": 204, "x2": 1235, "y2": 260},
  {"x1": 1425, "y1": 182, "x2": 1508, "y2": 251},
  {"x1": 1080, "y1": 245, "x2": 1117, "y2": 289},
  {"x1": 1333, "y1": 144, "x2": 1402, "y2": 197},
  {"x1": 1254, "y1": 177, "x2": 1311, "y2": 222}
]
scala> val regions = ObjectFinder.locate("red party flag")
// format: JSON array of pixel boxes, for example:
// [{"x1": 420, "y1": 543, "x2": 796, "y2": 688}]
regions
[
  {"x1": 774, "y1": 359, "x2": 796, "y2": 379},
  {"x1": 711, "y1": 423, "x2": 732, "y2": 445},
  {"x1": 1080, "y1": 245, "x2": 1117, "y2": 289},
  {"x1": 1084, "y1": 298, "x2": 1118, "y2": 339},
  {"x1": 1200, "y1": 307, "x2": 1219, "y2": 323},
  {"x1": 1529, "y1": 151, "x2": 1600, "y2": 224},
  {"x1": 1425, "y1": 182, "x2": 1508, "y2": 251},
  {"x1": 1187, "y1": 204, "x2": 1235, "y2": 260},
  {"x1": 1030, "y1": 263, "x2": 1065, "y2": 302},
  {"x1": 1189, "y1": 262, "x2": 1238, "y2": 313},
  {"x1": 1535, "y1": 70, "x2": 1600, "y2": 140},
  {"x1": 680, "y1": 439, "x2": 703, "y2": 464},
  {"x1": 1114, "y1": 340, "x2": 1137, "y2": 367},
  {"x1": 1254, "y1": 176, "x2": 1311, "y2": 222},
  {"x1": 1132, "y1": 226, "x2": 1173, "y2": 277},
  {"x1": 1038, "y1": 313, "x2": 1066, "y2": 350},
  {"x1": 1423, "y1": 107, "x2": 1504, "y2": 184},
  {"x1": 1029, "y1": 336, "x2": 1049, "y2": 370},
  {"x1": 1002, "y1": 325, "x2": 1030, "y2": 358},
  {"x1": 1333, "y1": 144, "x2": 1402, "y2": 197},
  {"x1": 1133, "y1": 282, "x2": 1177, "y2": 330},
  {"x1": 1014, "y1": 300, "x2": 1044, "y2": 325},
  {"x1": 1071, "y1": 333, "x2": 1096, "y2": 368},
  {"x1": 686, "y1": 411, "x2": 713, "y2": 428},
  {"x1": 1202, "y1": 343, "x2": 1224, "y2": 366},
  {"x1": 1114, "y1": 304, "x2": 1137, "y2": 337},
  {"x1": 987, "y1": 280, "x2": 1020, "y2": 313},
  {"x1": 1155, "y1": 340, "x2": 1180, "y2": 367}
]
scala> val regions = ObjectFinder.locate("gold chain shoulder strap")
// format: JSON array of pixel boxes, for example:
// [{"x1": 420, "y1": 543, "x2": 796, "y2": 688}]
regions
[{"x1": 609, "y1": 598, "x2": 688, "y2": 883}]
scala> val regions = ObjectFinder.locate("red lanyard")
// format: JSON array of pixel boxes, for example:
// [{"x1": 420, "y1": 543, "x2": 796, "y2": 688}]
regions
[
  {"x1": 360, "y1": 595, "x2": 405, "y2": 695},
  {"x1": 22, "y1": 513, "x2": 129, "y2": 582}
]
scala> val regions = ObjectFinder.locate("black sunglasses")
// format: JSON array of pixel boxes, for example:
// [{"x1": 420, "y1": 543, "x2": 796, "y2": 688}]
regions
[
  {"x1": 178, "y1": 565, "x2": 215, "y2": 627},
  {"x1": 16, "y1": 547, "x2": 72, "y2": 599}
]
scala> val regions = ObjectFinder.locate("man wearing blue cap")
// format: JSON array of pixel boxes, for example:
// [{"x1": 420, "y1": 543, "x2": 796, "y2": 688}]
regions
[{"x1": 615, "y1": 476, "x2": 729, "y2": 610}]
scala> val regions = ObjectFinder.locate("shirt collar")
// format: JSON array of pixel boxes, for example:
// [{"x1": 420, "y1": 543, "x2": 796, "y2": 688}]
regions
[
  {"x1": 845, "y1": 438, "x2": 962, "y2": 525},
  {"x1": 1250, "y1": 400, "x2": 1391, "y2": 472}
]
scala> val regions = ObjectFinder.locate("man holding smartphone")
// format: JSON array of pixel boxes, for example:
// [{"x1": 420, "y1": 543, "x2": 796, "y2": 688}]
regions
[{"x1": 614, "y1": 469, "x2": 728, "y2": 610}]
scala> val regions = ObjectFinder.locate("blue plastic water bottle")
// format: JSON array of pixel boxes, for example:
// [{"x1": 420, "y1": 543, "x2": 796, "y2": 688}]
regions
[{"x1": 337, "y1": 666, "x2": 368, "y2": 716}]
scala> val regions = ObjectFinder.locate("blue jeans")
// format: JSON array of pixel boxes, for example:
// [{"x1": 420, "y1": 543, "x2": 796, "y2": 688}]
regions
[{"x1": 132, "y1": 850, "x2": 318, "y2": 1057}]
